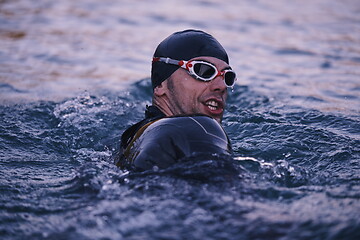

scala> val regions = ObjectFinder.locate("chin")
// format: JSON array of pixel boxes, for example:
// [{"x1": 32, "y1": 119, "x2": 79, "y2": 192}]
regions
[
  {"x1": 203, "y1": 113, "x2": 223, "y2": 123},
  {"x1": 209, "y1": 114, "x2": 222, "y2": 123},
  {"x1": 215, "y1": 117, "x2": 222, "y2": 124}
]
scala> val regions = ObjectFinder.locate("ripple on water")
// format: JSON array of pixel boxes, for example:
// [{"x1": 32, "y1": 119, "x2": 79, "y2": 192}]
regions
[{"x1": 1, "y1": 0, "x2": 360, "y2": 239}]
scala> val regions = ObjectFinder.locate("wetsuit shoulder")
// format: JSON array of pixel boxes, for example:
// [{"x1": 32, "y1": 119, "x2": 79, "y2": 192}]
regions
[
  {"x1": 115, "y1": 106, "x2": 165, "y2": 168},
  {"x1": 123, "y1": 115, "x2": 232, "y2": 171}
]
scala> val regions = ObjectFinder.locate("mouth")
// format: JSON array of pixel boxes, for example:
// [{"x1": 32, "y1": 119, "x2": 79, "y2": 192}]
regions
[{"x1": 204, "y1": 99, "x2": 224, "y2": 116}]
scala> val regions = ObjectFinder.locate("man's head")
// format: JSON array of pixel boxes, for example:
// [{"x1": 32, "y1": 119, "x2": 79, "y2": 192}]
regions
[{"x1": 151, "y1": 29, "x2": 235, "y2": 123}]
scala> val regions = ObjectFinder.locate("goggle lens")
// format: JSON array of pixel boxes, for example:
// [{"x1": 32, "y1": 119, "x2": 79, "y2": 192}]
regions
[
  {"x1": 224, "y1": 71, "x2": 236, "y2": 87},
  {"x1": 193, "y1": 63, "x2": 216, "y2": 79},
  {"x1": 193, "y1": 62, "x2": 236, "y2": 87}
]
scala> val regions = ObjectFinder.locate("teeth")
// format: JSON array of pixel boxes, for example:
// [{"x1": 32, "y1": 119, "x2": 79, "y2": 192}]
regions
[
  {"x1": 206, "y1": 100, "x2": 219, "y2": 110},
  {"x1": 206, "y1": 100, "x2": 218, "y2": 107}
]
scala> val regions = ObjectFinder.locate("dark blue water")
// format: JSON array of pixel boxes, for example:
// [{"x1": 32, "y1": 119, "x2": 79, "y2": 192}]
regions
[
  {"x1": 1, "y1": 0, "x2": 360, "y2": 239},
  {"x1": 1, "y1": 79, "x2": 359, "y2": 239}
]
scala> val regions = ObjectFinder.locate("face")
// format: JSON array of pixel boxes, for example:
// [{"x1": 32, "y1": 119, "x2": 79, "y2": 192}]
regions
[{"x1": 163, "y1": 56, "x2": 231, "y2": 123}]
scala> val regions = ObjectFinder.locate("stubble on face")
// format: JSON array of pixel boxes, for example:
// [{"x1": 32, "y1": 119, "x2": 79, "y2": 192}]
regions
[
  {"x1": 165, "y1": 73, "x2": 224, "y2": 123},
  {"x1": 159, "y1": 57, "x2": 230, "y2": 123},
  {"x1": 166, "y1": 76, "x2": 190, "y2": 116}
]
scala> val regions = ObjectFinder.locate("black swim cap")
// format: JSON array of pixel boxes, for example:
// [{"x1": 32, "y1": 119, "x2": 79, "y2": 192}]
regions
[{"x1": 151, "y1": 29, "x2": 229, "y2": 89}]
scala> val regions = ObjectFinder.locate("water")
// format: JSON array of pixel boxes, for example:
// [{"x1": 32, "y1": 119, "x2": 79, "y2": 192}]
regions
[{"x1": 1, "y1": 0, "x2": 360, "y2": 239}]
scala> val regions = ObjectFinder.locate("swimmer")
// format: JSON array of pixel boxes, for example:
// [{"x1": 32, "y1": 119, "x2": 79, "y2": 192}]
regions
[{"x1": 115, "y1": 29, "x2": 237, "y2": 171}]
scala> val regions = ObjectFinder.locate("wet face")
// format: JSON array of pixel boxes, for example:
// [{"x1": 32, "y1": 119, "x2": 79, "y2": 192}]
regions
[{"x1": 163, "y1": 56, "x2": 230, "y2": 123}]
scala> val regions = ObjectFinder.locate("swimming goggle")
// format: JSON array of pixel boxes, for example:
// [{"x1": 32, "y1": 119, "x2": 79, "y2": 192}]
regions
[{"x1": 153, "y1": 57, "x2": 237, "y2": 87}]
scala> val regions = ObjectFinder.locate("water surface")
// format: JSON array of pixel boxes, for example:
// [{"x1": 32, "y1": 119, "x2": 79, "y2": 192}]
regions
[{"x1": 1, "y1": 0, "x2": 360, "y2": 239}]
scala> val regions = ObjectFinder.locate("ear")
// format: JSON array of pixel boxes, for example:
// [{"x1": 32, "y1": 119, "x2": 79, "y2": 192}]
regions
[{"x1": 154, "y1": 81, "x2": 167, "y2": 97}]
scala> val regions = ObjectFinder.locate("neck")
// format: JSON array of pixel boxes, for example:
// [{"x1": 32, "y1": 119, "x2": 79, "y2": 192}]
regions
[{"x1": 152, "y1": 97, "x2": 174, "y2": 117}]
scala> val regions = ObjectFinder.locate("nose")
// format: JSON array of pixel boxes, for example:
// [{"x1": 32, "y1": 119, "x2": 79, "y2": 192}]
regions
[{"x1": 209, "y1": 75, "x2": 227, "y2": 93}]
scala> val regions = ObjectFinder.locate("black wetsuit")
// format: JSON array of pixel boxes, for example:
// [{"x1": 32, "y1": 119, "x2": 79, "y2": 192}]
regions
[{"x1": 115, "y1": 106, "x2": 232, "y2": 171}]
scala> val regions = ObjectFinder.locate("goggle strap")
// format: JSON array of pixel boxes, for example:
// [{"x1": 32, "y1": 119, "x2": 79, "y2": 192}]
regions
[{"x1": 153, "y1": 57, "x2": 182, "y2": 66}]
